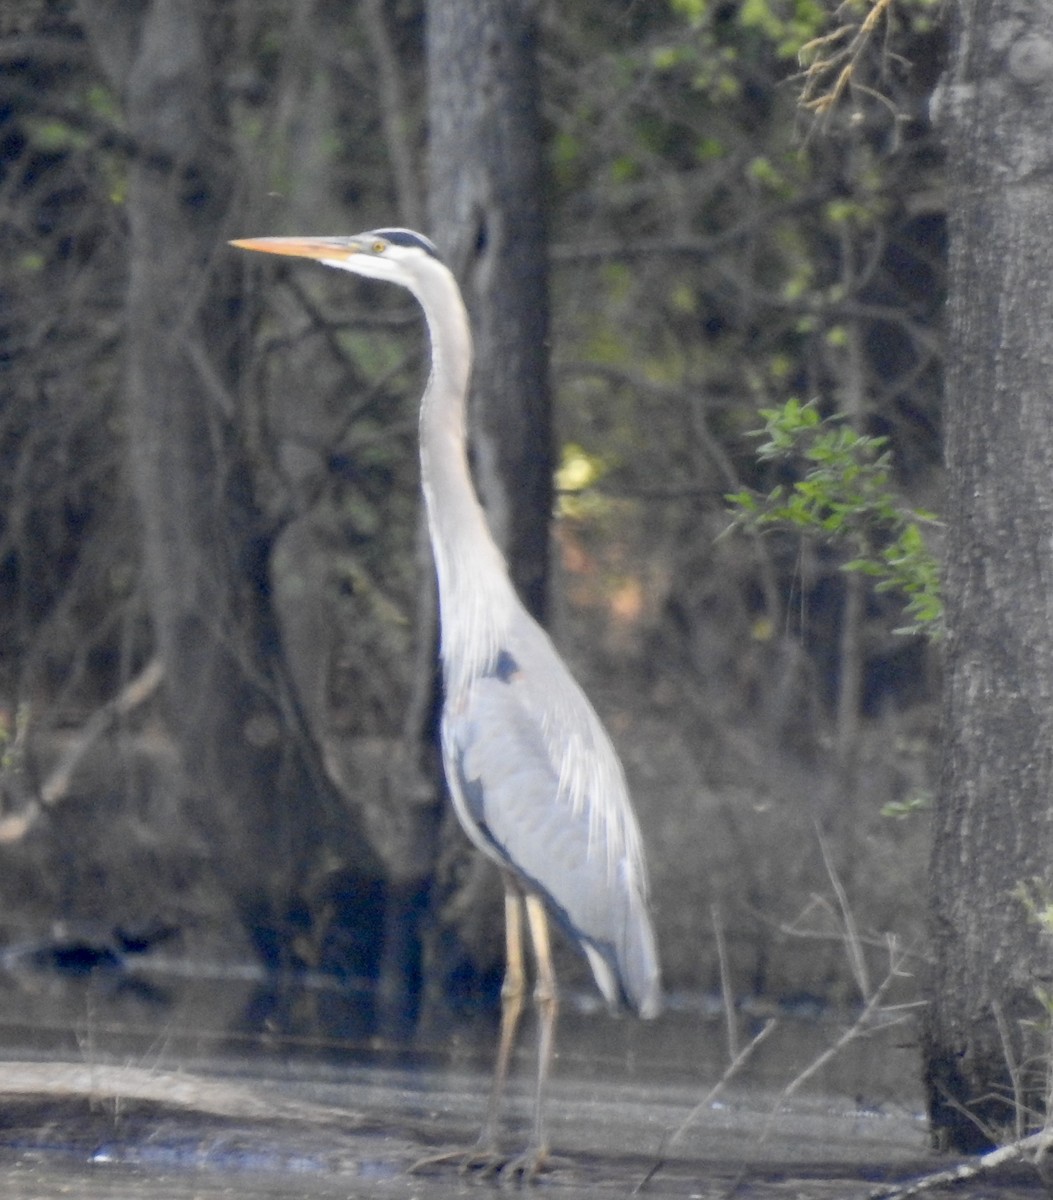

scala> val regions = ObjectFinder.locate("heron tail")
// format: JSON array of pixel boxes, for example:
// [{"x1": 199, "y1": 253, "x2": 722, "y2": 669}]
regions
[
  {"x1": 619, "y1": 895, "x2": 662, "y2": 1018},
  {"x1": 582, "y1": 887, "x2": 662, "y2": 1019}
]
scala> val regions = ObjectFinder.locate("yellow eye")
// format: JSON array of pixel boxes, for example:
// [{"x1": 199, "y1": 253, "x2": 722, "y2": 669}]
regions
[{"x1": 372, "y1": 240, "x2": 387, "y2": 254}]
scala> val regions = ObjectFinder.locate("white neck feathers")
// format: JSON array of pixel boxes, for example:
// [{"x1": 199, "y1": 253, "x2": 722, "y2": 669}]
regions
[{"x1": 412, "y1": 265, "x2": 519, "y2": 698}]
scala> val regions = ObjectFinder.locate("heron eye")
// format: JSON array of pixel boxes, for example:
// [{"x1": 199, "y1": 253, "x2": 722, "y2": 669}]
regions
[{"x1": 372, "y1": 240, "x2": 387, "y2": 254}]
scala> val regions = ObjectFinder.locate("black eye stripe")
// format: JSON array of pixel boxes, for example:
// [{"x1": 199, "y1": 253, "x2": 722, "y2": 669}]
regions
[{"x1": 370, "y1": 228, "x2": 442, "y2": 260}]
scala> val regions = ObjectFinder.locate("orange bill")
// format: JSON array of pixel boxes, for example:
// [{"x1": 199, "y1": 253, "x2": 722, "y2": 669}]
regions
[{"x1": 229, "y1": 237, "x2": 358, "y2": 262}]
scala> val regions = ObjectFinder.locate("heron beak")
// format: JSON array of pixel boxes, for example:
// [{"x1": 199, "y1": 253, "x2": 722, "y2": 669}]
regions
[{"x1": 229, "y1": 237, "x2": 359, "y2": 262}]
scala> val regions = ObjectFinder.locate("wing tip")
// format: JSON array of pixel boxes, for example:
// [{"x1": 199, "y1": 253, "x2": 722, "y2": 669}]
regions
[
  {"x1": 635, "y1": 978, "x2": 663, "y2": 1020},
  {"x1": 583, "y1": 937, "x2": 663, "y2": 1019}
]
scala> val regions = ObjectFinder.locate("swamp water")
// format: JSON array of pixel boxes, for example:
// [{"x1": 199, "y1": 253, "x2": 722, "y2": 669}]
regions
[{"x1": 0, "y1": 954, "x2": 965, "y2": 1199}]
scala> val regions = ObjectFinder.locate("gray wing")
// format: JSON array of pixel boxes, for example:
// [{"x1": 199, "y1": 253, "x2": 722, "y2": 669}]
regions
[{"x1": 441, "y1": 629, "x2": 661, "y2": 1018}]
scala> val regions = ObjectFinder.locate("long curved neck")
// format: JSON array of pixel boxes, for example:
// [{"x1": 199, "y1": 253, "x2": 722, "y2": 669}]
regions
[{"x1": 413, "y1": 268, "x2": 518, "y2": 695}]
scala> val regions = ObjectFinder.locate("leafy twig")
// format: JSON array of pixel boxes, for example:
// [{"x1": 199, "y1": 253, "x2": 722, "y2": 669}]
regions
[{"x1": 726, "y1": 398, "x2": 942, "y2": 636}]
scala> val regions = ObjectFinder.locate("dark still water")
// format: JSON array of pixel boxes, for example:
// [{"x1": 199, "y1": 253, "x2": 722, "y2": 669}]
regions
[{"x1": 0, "y1": 959, "x2": 941, "y2": 1199}]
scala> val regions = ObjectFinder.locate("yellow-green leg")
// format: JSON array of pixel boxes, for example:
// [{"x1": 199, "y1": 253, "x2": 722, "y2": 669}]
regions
[
  {"x1": 478, "y1": 881, "x2": 528, "y2": 1149},
  {"x1": 411, "y1": 880, "x2": 561, "y2": 1181},
  {"x1": 519, "y1": 891, "x2": 559, "y2": 1176}
]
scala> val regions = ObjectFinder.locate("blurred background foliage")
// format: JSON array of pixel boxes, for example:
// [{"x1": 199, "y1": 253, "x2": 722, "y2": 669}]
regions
[{"x1": 0, "y1": 0, "x2": 945, "y2": 1033}]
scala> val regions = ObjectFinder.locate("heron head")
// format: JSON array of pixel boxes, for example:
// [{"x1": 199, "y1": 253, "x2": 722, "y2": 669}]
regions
[{"x1": 230, "y1": 228, "x2": 443, "y2": 291}]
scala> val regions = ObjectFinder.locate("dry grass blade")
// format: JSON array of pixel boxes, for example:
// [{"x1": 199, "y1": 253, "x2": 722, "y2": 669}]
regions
[{"x1": 816, "y1": 824, "x2": 869, "y2": 999}]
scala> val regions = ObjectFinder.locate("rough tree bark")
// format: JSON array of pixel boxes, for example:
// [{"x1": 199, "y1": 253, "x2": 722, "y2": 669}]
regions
[
  {"x1": 426, "y1": 0, "x2": 553, "y2": 619},
  {"x1": 423, "y1": 0, "x2": 553, "y2": 1002},
  {"x1": 925, "y1": 2, "x2": 1053, "y2": 1151}
]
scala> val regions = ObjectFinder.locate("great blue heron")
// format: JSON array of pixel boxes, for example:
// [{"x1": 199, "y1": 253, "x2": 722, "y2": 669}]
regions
[{"x1": 231, "y1": 228, "x2": 661, "y2": 1177}]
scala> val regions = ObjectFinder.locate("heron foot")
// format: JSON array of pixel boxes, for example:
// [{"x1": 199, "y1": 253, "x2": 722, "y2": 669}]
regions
[
  {"x1": 410, "y1": 1140, "x2": 563, "y2": 1182},
  {"x1": 497, "y1": 1143, "x2": 551, "y2": 1182}
]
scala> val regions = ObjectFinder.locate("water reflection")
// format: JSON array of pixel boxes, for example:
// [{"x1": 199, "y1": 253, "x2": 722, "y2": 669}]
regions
[{"x1": 0, "y1": 956, "x2": 935, "y2": 1198}]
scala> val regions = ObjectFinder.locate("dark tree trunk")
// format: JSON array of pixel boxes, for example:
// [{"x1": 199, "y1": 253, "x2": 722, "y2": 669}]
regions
[
  {"x1": 427, "y1": 0, "x2": 553, "y2": 619},
  {"x1": 925, "y1": 3, "x2": 1053, "y2": 1151},
  {"x1": 423, "y1": 0, "x2": 553, "y2": 1006},
  {"x1": 80, "y1": 0, "x2": 365, "y2": 999}
]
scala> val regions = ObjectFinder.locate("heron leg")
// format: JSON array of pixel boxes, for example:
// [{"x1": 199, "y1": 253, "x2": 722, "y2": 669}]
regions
[
  {"x1": 478, "y1": 880, "x2": 528, "y2": 1149},
  {"x1": 410, "y1": 884, "x2": 564, "y2": 1181},
  {"x1": 519, "y1": 891, "x2": 558, "y2": 1173},
  {"x1": 410, "y1": 881, "x2": 528, "y2": 1176}
]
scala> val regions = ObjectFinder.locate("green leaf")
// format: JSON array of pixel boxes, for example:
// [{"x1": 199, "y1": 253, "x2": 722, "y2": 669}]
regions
[{"x1": 727, "y1": 397, "x2": 943, "y2": 636}]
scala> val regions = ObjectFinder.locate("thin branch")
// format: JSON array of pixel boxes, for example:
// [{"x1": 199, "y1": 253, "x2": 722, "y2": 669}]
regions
[
  {"x1": 870, "y1": 1128, "x2": 1053, "y2": 1200},
  {"x1": 992, "y1": 1000, "x2": 1025, "y2": 1143},
  {"x1": 712, "y1": 903, "x2": 740, "y2": 1061},
  {"x1": 717, "y1": 936, "x2": 910, "y2": 1200},
  {"x1": 550, "y1": 195, "x2": 825, "y2": 264},
  {"x1": 360, "y1": 0, "x2": 424, "y2": 227},
  {"x1": 0, "y1": 657, "x2": 164, "y2": 845},
  {"x1": 797, "y1": 0, "x2": 897, "y2": 131},
  {"x1": 633, "y1": 1018, "x2": 779, "y2": 1194}
]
